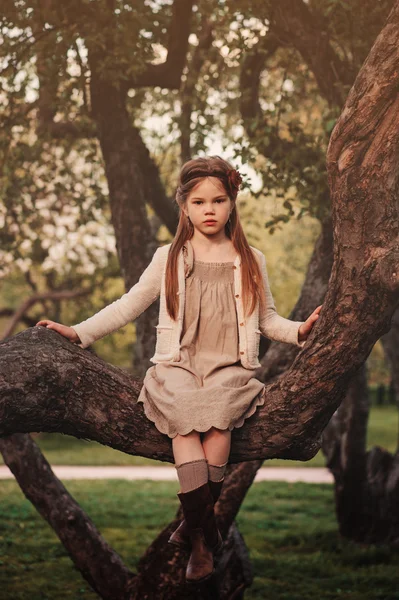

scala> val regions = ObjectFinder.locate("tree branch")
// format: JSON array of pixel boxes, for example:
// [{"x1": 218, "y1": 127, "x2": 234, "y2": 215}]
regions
[
  {"x1": 2, "y1": 287, "x2": 93, "y2": 339},
  {"x1": 268, "y1": 0, "x2": 355, "y2": 106},
  {"x1": 127, "y1": 0, "x2": 195, "y2": 89}
]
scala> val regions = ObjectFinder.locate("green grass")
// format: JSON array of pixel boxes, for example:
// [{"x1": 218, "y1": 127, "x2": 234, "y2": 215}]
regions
[
  {"x1": 0, "y1": 479, "x2": 398, "y2": 599},
  {"x1": 1, "y1": 405, "x2": 396, "y2": 468}
]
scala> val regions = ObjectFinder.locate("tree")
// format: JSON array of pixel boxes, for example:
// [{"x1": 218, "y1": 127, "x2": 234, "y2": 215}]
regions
[{"x1": 1, "y1": 0, "x2": 399, "y2": 597}]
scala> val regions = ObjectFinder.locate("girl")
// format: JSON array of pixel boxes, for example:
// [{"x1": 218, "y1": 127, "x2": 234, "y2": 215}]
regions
[{"x1": 36, "y1": 155, "x2": 321, "y2": 584}]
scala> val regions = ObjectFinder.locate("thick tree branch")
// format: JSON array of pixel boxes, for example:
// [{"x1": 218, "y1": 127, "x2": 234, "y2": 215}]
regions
[
  {"x1": 315, "y1": 1, "x2": 399, "y2": 544},
  {"x1": 0, "y1": 326, "x2": 320, "y2": 463}
]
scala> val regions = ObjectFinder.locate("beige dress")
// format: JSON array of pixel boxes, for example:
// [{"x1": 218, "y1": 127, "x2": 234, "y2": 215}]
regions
[{"x1": 136, "y1": 258, "x2": 266, "y2": 438}]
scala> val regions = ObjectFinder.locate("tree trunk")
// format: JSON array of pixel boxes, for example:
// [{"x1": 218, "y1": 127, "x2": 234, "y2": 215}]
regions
[
  {"x1": 241, "y1": 0, "x2": 399, "y2": 547},
  {"x1": 318, "y1": 0, "x2": 399, "y2": 544},
  {"x1": 88, "y1": 50, "x2": 158, "y2": 379}
]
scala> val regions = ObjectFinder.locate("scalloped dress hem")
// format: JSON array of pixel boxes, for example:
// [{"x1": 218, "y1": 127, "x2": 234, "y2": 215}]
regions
[{"x1": 137, "y1": 385, "x2": 266, "y2": 439}]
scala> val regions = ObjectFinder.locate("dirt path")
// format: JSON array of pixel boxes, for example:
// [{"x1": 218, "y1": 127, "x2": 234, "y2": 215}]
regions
[{"x1": 0, "y1": 465, "x2": 333, "y2": 483}]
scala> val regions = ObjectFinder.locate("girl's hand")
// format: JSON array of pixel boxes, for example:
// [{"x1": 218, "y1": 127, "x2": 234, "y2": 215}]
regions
[
  {"x1": 35, "y1": 319, "x2": 81, "y2": 344},
  {"x1": 298, "y1": 304, "x2": 322, "y2": 344}
]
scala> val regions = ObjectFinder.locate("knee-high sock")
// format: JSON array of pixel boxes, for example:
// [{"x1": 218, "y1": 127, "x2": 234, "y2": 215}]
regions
[
  {"x1": 175, "y1": 458, "x2": 209, "y2": 493},
  {"x1": 208, "y1": 461, "x2": 228, "y2": 482}
]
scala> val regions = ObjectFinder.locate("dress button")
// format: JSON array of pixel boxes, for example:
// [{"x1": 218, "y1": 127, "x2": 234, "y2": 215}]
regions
[
  {"x1": 240, "y1": 351, "x2": 244, "y2": 355},
  {"x1": 233, "y1": 265, "x2": 237, "y2": 269},
  {"x1": 239, "y1": 322, "x2": 244, "y2": 326},
  {"x1": 235, "y1": 294, "x2": 239, "y2": 298}
]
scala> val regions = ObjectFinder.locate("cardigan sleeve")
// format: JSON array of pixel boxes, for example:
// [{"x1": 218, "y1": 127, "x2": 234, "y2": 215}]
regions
[
  {"x1": 258, "y1": 252, "x2": 306, "y2": 348},
  {"x1": 70, "y1": 246, "x2": 163, "y2": 349}
]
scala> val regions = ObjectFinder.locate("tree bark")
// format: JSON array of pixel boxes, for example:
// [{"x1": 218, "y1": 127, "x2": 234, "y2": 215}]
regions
[{"x1": 318, "y1": 0, "x2": 399, "y2": 544}]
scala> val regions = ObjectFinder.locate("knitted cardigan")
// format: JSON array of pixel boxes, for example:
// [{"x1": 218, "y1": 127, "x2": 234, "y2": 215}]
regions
[{"x1": 71, "y1": 240, "x2": 306, "y2": 370}]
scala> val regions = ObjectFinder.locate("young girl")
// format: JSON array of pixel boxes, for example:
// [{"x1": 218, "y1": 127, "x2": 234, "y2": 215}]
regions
[{"x1": 36, "y1": 155, "x2": 321, "y2": 584}]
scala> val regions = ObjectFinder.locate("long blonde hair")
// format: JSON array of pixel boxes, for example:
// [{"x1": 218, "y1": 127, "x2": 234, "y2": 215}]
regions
[{"x1": 166, "y1": 155, "x2": 266, "y2": 320}]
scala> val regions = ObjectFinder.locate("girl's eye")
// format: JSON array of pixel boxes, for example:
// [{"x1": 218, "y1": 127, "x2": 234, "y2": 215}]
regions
[{"x1": 193, "y1": 199, "x2": 225, "y2": 205}]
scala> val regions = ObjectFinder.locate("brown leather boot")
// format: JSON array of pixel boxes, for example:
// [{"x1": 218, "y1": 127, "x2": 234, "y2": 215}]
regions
[
  {"x1": 168, "y1": 479, "x2": 224, "y2": 550},
  {"x1": 177, "y1": 481, "x2": 223, "y2": 583}
]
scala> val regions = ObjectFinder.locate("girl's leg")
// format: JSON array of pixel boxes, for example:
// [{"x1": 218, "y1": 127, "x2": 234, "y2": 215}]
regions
[
  {"x1": 170, "y1": 429, "x2": 224, "y2": 582},
  {"x1": 202, "y1": 426, "x2": 231, "y2": 472},
  {"x1": 172, "y1": 430, "x2": 205, "y2": 464},
  {"x1": 172, "y1": 431, "x2": 208, "y2": 493}
]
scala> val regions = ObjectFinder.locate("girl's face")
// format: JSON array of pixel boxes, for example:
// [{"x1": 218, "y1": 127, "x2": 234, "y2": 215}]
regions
[{"x1": 183, "y1": 177, "x2": 234, "y2": 237}]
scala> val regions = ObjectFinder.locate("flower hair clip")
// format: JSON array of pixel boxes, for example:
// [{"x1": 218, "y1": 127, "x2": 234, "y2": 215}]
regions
[{"x1": 227, "y1": 168, "x2": 243, "y2": 193}]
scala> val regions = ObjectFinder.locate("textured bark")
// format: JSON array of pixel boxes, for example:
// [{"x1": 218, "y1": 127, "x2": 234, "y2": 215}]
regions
[{"x1": 318, "y1": 1, "x2": 399, "y2": 544}]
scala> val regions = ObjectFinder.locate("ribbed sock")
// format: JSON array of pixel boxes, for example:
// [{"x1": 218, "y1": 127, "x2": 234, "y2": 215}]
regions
[
  {"x1": 175, "y1": 458, "x2": 209, "y2": 493},
  {"x1": 208, "y1": 461, "x2": 228, "y2": 482}
]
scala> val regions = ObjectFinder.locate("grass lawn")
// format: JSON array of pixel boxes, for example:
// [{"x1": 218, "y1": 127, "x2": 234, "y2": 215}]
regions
[
  {"x1": 0, "y1": 479, "x2": 398, "y2": 599},
  {"x1": 1, "y1": 405, "x2": 397, "y2": 468}
]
